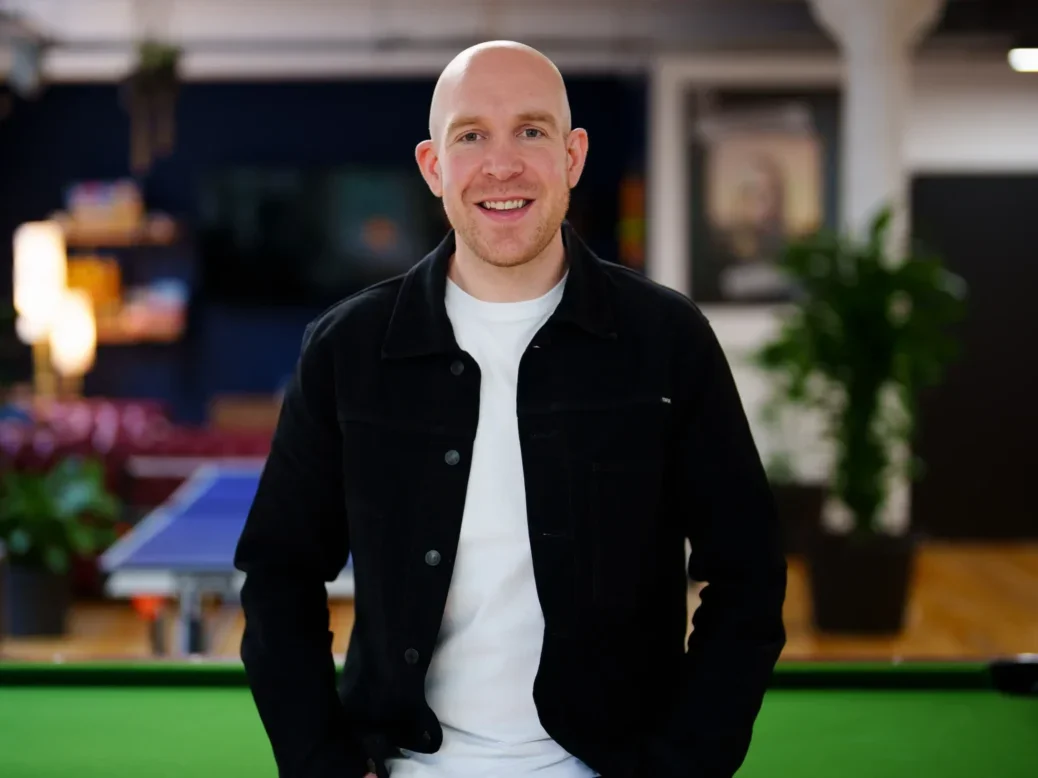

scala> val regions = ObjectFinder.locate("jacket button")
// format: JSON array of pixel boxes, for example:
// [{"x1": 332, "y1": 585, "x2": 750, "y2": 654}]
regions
[
  {"x1": 421, "y1": 730, "x2": 432, "y2": 745},
  {"x1": 450, "y1": 360, "x2": 465, "y2": 376},
  {"x1": 425, "y1": 549, "x2": 441, "y2": 566},
  {"x1": 404, "y1": 648, "x2": 419, "y2": 665},
  {"x1": 444, "y1": 449, "x2": 460, "y2": 466}
]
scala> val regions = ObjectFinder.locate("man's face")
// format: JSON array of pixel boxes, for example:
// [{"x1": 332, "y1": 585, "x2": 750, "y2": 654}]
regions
[{"x1": 417, "y1": 52, "x2": 588, "y2": 268}]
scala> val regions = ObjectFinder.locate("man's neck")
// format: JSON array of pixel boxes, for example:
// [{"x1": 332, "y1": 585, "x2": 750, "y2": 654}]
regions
[{"x1": 448, "y1": 231, "x2": 567, "y2": 303}]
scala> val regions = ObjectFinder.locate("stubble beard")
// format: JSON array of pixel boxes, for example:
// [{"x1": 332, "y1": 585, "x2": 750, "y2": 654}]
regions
[{"x1": 447, "y1": 186, "x2": 570, "y2": 270}]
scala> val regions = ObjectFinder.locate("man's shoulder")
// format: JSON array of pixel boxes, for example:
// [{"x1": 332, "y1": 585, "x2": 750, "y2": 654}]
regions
[
  {"x1": 598, "y1": 259, "x2": 712, "y2": 340},
  {"x1": 300, "y1": 274, "x2": 406, "y2": 352}
]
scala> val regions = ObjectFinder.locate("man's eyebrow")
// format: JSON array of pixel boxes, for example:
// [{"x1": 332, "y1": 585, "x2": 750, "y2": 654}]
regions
[
  {"x1": 444, "y1": 111, "x2": 560, "y2": 138},
  {"x1": 444, "y1": 115, "x2": 482, "y2": 137},
  {"x1": 516, "y1": 111, "x2": 559, "y2": 129}
]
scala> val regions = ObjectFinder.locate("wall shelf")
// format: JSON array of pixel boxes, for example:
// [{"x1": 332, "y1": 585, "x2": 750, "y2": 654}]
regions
[{"x1": 62, "y1": 223, "x2": 180, "y2": 249}]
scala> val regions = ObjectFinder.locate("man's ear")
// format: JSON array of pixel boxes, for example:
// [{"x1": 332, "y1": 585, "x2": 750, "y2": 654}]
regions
[
  {"x1": 415, "y1": 139, "x2": 443, "y2": 198},
  {"x1": 565, "y1": 128, "x2": 589, "y2": 189}
]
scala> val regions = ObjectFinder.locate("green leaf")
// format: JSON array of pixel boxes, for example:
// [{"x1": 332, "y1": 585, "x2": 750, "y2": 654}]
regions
[
  {"x1": 8, "y1": 528, "x2": 31, "y2": 555},
  {"x1": 43, "y1": 546, "x2": 69, "y2": 575},
  {"x1": 68, "y1": 523, "x2": 97, "y2": 555}
]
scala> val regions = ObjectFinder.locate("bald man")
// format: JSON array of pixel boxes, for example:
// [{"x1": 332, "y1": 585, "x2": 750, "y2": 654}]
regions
[{"x1": 236, "y1": 41, "x2": 786, "y2": 778}]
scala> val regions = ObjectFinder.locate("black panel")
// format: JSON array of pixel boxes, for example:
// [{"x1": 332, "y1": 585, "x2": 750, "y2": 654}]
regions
[{"x1": 910, "y1": 175, "x2": 1038, "y2": 539}]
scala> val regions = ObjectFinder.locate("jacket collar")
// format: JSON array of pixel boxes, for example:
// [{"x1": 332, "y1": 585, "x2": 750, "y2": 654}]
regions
[{"x1": 382, "y1": 221, "x2": 616, "y2": 359}]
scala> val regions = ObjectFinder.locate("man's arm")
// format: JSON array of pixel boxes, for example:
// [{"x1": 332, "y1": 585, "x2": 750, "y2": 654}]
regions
[
  {"x1": 234, "y1": 320, "x2": 369, "y2": 778},
  {"x1": 644, "y1": 310, "x2": 788, "y2": 778}
]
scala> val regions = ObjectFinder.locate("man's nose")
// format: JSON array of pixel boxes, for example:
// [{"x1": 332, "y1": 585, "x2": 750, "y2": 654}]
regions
[{"x1": 481, "y1": 141, "x2": 523, "y2": 180}]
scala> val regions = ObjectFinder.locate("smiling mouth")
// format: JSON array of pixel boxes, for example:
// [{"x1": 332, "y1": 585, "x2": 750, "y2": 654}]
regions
[{"x1": 478, "y1": 199, "x2": 533, "y2": 212}]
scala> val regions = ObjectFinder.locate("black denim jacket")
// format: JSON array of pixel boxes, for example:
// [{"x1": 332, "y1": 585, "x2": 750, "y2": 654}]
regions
[{"x1": 234, "y1": 222, "x2": 787, "y2": 778}]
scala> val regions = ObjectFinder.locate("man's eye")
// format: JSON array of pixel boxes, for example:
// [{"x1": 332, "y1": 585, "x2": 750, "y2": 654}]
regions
[
  {"x1": 522, "y1": 128, "x2": 544, "y2": 138},
  {"x1": 460, "y1": 132, "x2": 480, "y2": 142}
]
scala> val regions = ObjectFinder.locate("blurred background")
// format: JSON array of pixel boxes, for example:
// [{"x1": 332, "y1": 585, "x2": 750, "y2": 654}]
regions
[{"x1": 0, "y1": 0, "x2": 1036, "y2": 774}]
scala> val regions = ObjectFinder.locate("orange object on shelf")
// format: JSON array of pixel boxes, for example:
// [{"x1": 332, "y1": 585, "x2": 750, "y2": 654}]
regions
[
  {"x1": 132, "y1": 595, "x2": 164, "y2": 621},
  {"x1": 67, "y1": 254, "x2": 122, "y2": 309}
]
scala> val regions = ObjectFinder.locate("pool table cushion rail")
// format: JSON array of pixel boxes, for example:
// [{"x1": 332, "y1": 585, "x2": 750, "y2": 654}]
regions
[{"x1": 0, "y1": 658, "x2": 1035, "y2": 694}]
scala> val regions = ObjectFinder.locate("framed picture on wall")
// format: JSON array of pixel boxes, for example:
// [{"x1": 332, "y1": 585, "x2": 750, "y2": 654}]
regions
[{"x1": 688, "y1": 92, "x2": 835, "y2": 305}]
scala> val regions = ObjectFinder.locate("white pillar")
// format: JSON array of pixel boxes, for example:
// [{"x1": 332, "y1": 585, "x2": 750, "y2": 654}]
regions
[
  {"x1": 809, "y1": 0, "x2": 945, "y2": 249},
  {"x1": 808, "y1": 0, "x2": 946, "y2": 535},
  {"x1": 647, "y1": 61, "x2": 690, "y2": 296}
]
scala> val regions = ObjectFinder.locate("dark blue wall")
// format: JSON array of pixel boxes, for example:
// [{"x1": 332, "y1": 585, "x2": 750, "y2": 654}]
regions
[{"x1": 0, "y1": 76, "x2": 647, "y2": 422}]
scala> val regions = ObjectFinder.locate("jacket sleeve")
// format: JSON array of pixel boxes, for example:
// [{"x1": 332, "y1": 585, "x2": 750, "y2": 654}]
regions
[
  {"x1": 234, "y1": 320, "x2": 368, "y2": 778},
  {"x1": 642, "y1": 309, "x2": 788, "y2": 777}
]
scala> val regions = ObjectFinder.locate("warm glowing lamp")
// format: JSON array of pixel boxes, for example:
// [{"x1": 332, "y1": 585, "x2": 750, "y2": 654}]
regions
[
  {"x1": 1008, "y1": 48, "x2": 1038, "y2": 73},
  {"x1": 13, "y1": 220, "x2": 67, "y2": 334},
  {"x1": 14, "y1": 315, "x2": 51, "y2": 346},
  {"x1": 49, "y1": 288, "x2": 97, "y2": 397},
  {"x1": 13, "y1": 221, "x2": 68, "y2": 396}
]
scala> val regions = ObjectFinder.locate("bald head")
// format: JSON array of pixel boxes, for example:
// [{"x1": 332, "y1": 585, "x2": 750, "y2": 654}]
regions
[
  {"x1": 414, "y1": 40, "x2": 589, "y2": 275},
  {"x1": 428, "y1": 41, "x2": 572, "y2": 148}
]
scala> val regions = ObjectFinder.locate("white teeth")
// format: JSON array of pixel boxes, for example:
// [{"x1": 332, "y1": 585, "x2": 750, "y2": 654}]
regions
[{"x1": 482, "y1": 199, "x2": 527, "y2": 211}]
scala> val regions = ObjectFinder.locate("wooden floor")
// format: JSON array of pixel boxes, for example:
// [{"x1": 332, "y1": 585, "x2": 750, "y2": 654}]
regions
[{"x1": 3, "y1": 543, "x2": 1037, "y2": 662}]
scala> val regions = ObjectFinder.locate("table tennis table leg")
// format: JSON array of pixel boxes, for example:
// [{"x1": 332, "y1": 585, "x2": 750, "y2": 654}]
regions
[
  {"x1": 151, "y1": 607, "x2": 167, "y2": 656},
  {"x1": 177, "y1": 577, "x2": 206, "y2": 655}
]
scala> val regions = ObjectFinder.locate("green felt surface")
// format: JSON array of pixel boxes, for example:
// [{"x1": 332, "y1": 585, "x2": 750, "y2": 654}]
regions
[
  {"x1": 0, "y1": 687, "x2": 273, "y2": 777},
  {"x1": 740, "y1": 690, "x2": 1038, "y2": 778},
  {"x1": 0, "y1": 663, "x2": 1035, "y2": 777}
]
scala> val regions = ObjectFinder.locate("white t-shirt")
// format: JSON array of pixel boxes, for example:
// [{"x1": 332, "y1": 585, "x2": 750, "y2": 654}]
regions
[{"x1": 387, "y1": 275, "x2": 596, "y2": 778}]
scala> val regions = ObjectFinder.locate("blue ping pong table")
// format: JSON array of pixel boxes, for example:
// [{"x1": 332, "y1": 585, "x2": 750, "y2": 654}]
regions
[{"x1": 100, "y1": 463, "x2": 354, "y2": 655}]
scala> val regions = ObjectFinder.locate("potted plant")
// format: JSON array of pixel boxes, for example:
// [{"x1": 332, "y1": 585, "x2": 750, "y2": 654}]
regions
[
  {"x1": 754, "y1": 206, "x2": 966, "y2": 634},
  {"x1": 0, "y1": 455, "x2": 120, "y2": 636},
  {"x1": 123, "y1": 39, "x2": 182, "y2": 173}
]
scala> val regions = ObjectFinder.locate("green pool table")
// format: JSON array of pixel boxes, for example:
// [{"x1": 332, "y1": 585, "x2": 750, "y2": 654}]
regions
[{"x1": 0, "y1": 660, "x2": 1035, "y2": 777}]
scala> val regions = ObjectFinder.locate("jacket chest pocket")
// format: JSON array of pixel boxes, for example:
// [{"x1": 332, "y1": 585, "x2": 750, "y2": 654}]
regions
[
  {"x1": 567, "y1": 397, "x2": 673, "y2": 611},
  {"x1": 337, "y1": 415, "x2": 441, "y2": 539}
]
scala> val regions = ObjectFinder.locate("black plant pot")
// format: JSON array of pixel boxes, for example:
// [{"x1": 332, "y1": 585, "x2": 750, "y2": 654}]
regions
[
  {"x1": 2, "y1": 564, "x2": 71, "y2": 637},
  {"x1": 771, "y1": 482, "x2": 825, "y2": 555},
  {"x1": 807, "y1": 530, "x2": 916, "y2": 635}
]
